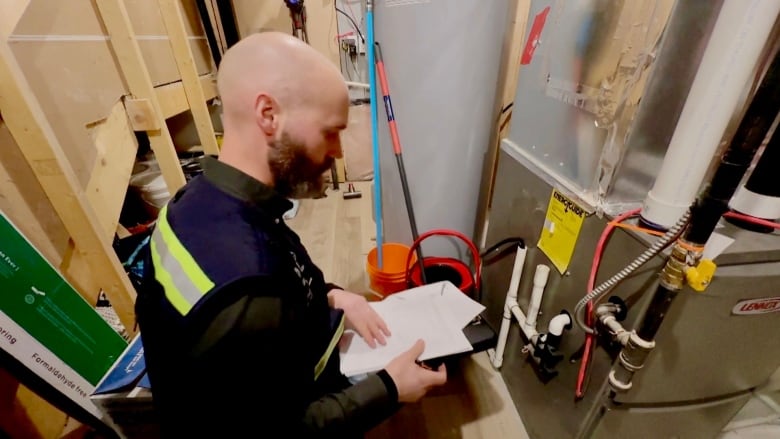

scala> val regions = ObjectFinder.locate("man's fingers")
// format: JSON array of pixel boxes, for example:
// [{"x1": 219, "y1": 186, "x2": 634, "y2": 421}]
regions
[
  {"x1": 405, "y1": 339, "x2": 425, "y2": 359},
  {"x1": 424, "y1": 363, "x2": 447, "y2": 386},
  {"x1": 375, "y1": 314, "x2": 391, "y2": 336},
  {"x1": 371, "y1": 323, "x2": 387, "y2": 345},
  {"x1": 359, "y1": 324, "x2": 377, "y2": 348}
]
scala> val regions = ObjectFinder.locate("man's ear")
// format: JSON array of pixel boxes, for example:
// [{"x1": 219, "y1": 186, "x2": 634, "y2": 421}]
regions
[{"x1": 254, "y1": 93, "x2": 278, "y2": 137}]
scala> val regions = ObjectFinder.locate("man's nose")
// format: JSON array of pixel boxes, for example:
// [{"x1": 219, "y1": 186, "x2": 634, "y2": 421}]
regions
[{"x1": 330, "y1": 137, "x2": 343, "y2": 159}]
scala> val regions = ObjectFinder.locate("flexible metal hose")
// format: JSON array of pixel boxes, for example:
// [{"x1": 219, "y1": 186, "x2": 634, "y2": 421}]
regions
[{"x1": 574, "y1": 209, "x2": 691, "y2": 335}]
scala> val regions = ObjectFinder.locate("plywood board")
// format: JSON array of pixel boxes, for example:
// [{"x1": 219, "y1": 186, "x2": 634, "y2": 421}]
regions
[
  {"x1": 9, "y1": 39, "x2": 127, "y2": 187},
  {"x1": 0, "y1": 0, "x2": 31, "y2": 37},
  {"x1": 125, "y1": 0, "x2": 207, "y2": 37},
  {"x1": 138, "y1": 38, "x2": 213, "y2": 86},
  {"x1": 156, "y1": 73, "x2": 218, "y2": 118},
  {"x1": 11, "y1": 0, "x2": 104, "y2": 35},
  {"x1": 13, "y1": 0, "x2": 205, "y2": 37}
]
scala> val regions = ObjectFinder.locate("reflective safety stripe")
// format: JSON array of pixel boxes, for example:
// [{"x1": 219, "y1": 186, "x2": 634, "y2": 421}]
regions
[
  {"x1": 150, "y1": 205, "x2": 215, "y2": 315},
  {"x1": 314, "y1": 313, "x2": 345, "y2": 381}
]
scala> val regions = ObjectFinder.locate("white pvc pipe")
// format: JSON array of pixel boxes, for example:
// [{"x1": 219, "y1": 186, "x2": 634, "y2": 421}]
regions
[
  {"x1": 641, "y1": 0, "x2": 780, "y2": 228},
  {"x1": 547, "y1": 313, "x2": 572, "y2": 337},
  {"x1": 490, "y1": 245, "x2": 527, "y2": 369},
  {"x1": 345, "y1": 81, "x2": 370, "y2": 89},
  {"x1": 730, "y1": 186, "x2": 780, "y2": 219},
  {"x1": 524, "y1": 265, "x2": 550, "y2": 331},
  {"x1": 510, "y1": 306, "x2": 538, "y2": 344}
]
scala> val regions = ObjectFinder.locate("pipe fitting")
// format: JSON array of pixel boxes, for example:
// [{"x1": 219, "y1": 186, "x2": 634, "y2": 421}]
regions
[
  {"x1": 609, "y1": 330, "x2": 656, "y2": 393},
  {"x1": 525, "y1": 265, "x2": 550, "y2": 330},
  {"x1": 660, "y1": 243, "x2": 688, "y2": 290},
  {"x1": 547, "y1": 312, "x2": 572, "y2": 337}
]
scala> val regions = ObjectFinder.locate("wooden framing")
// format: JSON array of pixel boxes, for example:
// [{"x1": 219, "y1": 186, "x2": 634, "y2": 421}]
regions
[
  {"x1": 0, "y1": 39, "x2": 138, "y2": 334},
  {"x1": 158, "y1": 0, "x2": 220, "y2": 155},
  {"x1": 156, "y1": 73, "x2": 218, "y2": 119},
  {"x1": 1, "y1": 1, "x2": 223, "y2": 433},
  {"x1": 95, "y1": 0, "x2": 187, "y2": 193},
  {"x1": 474, "y1": 0, "x2": 532, "y2": 248}
]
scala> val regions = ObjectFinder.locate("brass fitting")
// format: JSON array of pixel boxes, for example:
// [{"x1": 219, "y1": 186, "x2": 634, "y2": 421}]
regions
[{"x1": 659, "y1": 243, "x2": 688, "y2": 290}]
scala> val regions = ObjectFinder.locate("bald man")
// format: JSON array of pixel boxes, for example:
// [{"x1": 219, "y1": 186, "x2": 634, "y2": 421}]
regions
[{"x1": 135, "y1": 32, "x2": 447, "y2": 438}]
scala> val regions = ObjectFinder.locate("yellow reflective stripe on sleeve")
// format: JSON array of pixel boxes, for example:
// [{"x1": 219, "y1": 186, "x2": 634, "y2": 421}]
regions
[
  {"x1": 314, "y1": 314, "x2": 345, "y2": 381},
  {"x1": 150, "y1": 235, "x2": 191, "y2": 315},
  {"x1": 155, "y1": 206, "x2": 215, "y2": 294},
  {"x1": 149, "y1": 205, "x2": 215, "y2": 316}
]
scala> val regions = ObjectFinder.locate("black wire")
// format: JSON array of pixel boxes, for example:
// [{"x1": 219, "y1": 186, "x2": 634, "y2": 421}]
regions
[{"x1": 336, "y1": 7, "x2": 365, "y2": 43}]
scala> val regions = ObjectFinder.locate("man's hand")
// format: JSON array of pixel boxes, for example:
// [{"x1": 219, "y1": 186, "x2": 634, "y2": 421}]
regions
[
  {"x1": 384, "y1": 339, "x2": 447, "y2": 403},
  {"x1": 328, "y1": 289, "x2": 390, "y2": 348}
]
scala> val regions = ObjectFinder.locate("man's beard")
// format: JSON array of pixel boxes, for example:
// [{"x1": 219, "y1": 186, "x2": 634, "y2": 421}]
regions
[{"x1": 268, "y1": 132, "x2": 334, "y2": 199}]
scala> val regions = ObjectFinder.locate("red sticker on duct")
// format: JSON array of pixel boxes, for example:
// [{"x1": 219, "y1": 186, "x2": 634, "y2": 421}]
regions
[{"x1": 521, "y1": 6, "x2": 551, "y2": 65}]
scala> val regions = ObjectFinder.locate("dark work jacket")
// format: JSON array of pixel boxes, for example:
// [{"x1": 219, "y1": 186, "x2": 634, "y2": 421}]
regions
[{"x1": 134, "y1": 157, "x2": 398, "y2": 438}]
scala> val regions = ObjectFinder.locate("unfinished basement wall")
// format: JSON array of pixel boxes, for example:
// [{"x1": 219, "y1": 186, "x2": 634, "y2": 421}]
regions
[{"x1": 6, "y1": 0, "x2": 213, "y2": 187}]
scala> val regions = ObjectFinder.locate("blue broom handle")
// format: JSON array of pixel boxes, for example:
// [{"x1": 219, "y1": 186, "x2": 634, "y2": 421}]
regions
[{"x1": 367, "y1": 3, "x2": 383, "y2": 268}]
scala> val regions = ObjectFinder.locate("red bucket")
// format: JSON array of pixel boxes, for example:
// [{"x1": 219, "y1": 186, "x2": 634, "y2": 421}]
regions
[{"x1": 404, "y1": 229, "x2": 482, "y2": 298}]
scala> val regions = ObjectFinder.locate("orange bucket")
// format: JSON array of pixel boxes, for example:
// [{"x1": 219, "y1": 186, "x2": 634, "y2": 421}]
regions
[{"x1": 366, "y1": 243, "x2": 417, "y2": 296}]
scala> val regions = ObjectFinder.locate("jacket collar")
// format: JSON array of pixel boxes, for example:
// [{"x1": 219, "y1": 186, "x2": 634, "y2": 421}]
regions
[{"x1": 201, "y1": 156, "x2": 293, "y2": 218}]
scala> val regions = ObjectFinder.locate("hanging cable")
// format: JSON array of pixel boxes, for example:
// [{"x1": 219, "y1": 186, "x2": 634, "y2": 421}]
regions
[
  {"x1": 723, "y1": 211, "x2": 780, "y2": 229},
  {"x1": 575, "y1": 208, "x2": 640, "y2": 399},
  {"x1": 336, "y1": 7, "x2": 365, "y2": 43},
  {"x1": 573, "y1": 209, "x2": 691, "y2": 336}
]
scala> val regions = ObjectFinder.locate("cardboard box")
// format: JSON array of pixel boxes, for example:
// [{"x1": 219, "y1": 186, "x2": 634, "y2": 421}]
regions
[{"x1": 0, "y1": 212, "x2": 127, "y2": 419}]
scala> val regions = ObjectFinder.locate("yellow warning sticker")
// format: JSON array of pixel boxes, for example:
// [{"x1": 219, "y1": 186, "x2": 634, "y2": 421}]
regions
[{"x1": 538, "y1": 189, "x2": 586, "y2": 274}]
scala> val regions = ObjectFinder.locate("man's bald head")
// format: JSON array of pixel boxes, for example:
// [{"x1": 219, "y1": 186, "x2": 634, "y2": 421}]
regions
[
  {"x1": 217, "y1": 32, "x2": 347, "y2": 123},
  {"x1": 215, "y1": 32, "x2": 349, "y2": 198}
]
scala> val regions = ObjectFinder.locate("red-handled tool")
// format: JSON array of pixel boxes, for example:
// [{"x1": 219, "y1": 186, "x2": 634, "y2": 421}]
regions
[{"x1": 374, "y1": 41, "x2": 427, "y2": 284}]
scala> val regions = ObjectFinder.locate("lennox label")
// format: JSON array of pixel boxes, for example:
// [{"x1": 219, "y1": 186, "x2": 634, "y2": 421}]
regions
[{"x1": 732, "y1": 297, "x2": 780, "y2": 315}]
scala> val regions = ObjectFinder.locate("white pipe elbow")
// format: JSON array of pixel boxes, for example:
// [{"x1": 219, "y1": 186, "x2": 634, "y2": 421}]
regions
[{"x1": 547, "y1": 312, "x2": 572, "y2": 336}]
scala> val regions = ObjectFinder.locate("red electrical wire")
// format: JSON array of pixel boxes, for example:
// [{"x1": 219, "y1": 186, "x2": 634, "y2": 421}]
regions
[
  {"x1": 724, "y1": 211, "x2": 780, "y2": 229},
  {"x1": 574, "y1": 208, "x2": 776, "y2": 400},
  {"x1": 575, "y1": 208, "x2": 641, "y2": 400}
]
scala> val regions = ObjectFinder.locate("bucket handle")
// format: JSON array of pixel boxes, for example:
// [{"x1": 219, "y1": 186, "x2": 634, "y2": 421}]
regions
[{"x1": 404, "y1": 229, "x2": 482, "y2": 292}]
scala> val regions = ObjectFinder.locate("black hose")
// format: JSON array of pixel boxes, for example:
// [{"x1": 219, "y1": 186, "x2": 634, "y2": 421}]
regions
[{"x1": 684, "y1": 48, "x2": 780, "y2": 245}]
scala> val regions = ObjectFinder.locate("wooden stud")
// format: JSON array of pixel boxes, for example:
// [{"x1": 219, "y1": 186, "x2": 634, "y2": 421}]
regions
[
  {"x1": 158, "y1": 0, "x2": 220, "y2": 156},
  {"x1": 0, "y1": 121, "x2": 65, "y2": 265},
  {"x1": 0, "y1": 39, "x2": 137, "y2": 333},
  {"x1": 86, "y1": 100, "x2": 138, "y2": 239},
  {"x1": 205, "y1": 0, "x2": 229, "y2": 54},
  {"x1": 156, "y1": 74, "x2": 218, "y2": 119},
  {"x1": 335, "y1": 158, "x2": 346, "y2": 183},
  {"x1": 124, "y1": 98, "x2": 160, "y2": 131},
  {"x1": 95, "y1": 0, "x2": 186, "y2": 194},
  {"x1": 474, "y1": 0, "x2": 532, "y2": 246}
]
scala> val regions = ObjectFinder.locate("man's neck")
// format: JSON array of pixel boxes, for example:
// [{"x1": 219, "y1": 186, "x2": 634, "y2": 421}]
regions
[{"x1": 218, "y1": 135, "x2": 275, "y2": 187}]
